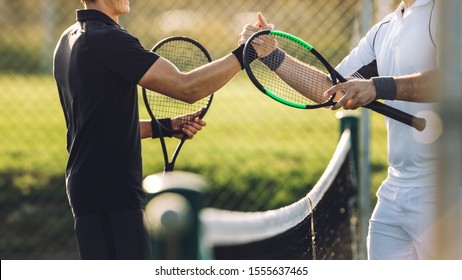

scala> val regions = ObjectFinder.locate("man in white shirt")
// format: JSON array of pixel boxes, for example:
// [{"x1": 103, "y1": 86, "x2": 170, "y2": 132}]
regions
[
  {"x1": 245, "y1": 0, "x2": 441, "y2": 259},
  {"x1": 326, "y1": 0, "x2": 441, "y2": 259}
]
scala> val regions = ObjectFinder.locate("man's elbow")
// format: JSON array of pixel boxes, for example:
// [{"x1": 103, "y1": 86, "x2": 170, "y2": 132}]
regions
[{"x1": 175, "y1": 84, "x2": 209, "y2": 104}]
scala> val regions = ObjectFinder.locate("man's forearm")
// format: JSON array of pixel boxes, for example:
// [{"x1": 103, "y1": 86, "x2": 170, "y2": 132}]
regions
[
  {"x1": 139, "y1": 120, "x2": 152, "y2": 139},
  {"x1": 395, "y1": 70, "x2": 439, "y2": 103}
]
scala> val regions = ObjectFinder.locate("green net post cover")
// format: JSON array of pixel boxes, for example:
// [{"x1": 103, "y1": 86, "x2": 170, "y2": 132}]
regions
[
  {"x1": 143, "y1": 171, "x2": 208, "y2": 260},
  {"x1": 337, "y1": 112, "x2": 360, "y2": 175}
]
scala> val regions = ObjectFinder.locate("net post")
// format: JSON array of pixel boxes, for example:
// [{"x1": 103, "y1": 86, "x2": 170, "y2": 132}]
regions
[
  {"x1": 337, "y1": 112, "x2": 363, "y2": 259},
  {"x1": 337, "y1": 112, "x2": 359, "y2": 171},
  {"x1": 143, "y1": 171, "x2": 208, "y2": 259}
]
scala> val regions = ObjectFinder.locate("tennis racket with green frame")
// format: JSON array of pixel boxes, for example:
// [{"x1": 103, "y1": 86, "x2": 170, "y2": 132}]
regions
[{"x1": 243, "y1": 29, "x2": 426, "y2": 131}]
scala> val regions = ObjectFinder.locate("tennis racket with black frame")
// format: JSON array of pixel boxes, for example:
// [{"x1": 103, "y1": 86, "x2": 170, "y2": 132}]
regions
[
  {"x1": 243, "y1": 29, "x2": 426, "y2": 131},
  {"x1": 142, "y1": 36, "x2": 213, "y2": 172}
]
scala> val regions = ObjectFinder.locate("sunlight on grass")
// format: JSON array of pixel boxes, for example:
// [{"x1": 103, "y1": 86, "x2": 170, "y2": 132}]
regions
[{"x1": 0, "y1": 73, "x2": 387, "y2": 207}]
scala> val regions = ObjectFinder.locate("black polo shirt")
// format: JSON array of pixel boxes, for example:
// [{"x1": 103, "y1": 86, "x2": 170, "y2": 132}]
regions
[{"x1": 53, "y1": 9, "x2": 159, "y2": 217}]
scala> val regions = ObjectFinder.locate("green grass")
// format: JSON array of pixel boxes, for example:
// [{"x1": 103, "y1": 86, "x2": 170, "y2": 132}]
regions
[
  {"x1": 0, "y1": 73, "x2": 388, "y2": 209},
  {"x1": 0, "y1": 73, "x2": 388, "y2": 259},
  {"x1": 0, "y1": 0, "x2": 394, "y2": 260}
]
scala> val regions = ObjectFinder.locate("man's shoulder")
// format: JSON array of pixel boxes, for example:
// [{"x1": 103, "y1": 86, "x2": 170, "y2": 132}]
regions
[
  {"x1": 90, "y1": 23, "x2": 138, "y2": 45},
  {"x1": 59, "y1": 22, "x2": 80, "y2": 38}
]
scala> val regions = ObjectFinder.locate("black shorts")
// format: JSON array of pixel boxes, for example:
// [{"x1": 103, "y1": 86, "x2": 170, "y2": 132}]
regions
[{"x1": 74, "y1": 209, "x2": 152, "y2": 260}]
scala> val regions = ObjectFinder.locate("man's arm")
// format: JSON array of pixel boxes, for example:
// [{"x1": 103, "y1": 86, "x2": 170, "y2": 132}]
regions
[
  {"x1": 323, "y1": 70, "x2": 440, "y2": 110},
  {"x1": 138, "y1": 53, "x2": 242, "y2": 104},
  {"x1": 394, "y1": 70, "x2": 439, "y2": 102},
  {"x1": 139, "y1": 109, "x2": 207, "y2": 140},
  {"x1": 140, "y1": 120, "x2": 153, "y2": 139},
  {"x1": 139, "y1": 12, "x2": 274, "y2": 105},
  {"x1": 140, "y1": 118, "x2": 206, "y2": 140}
]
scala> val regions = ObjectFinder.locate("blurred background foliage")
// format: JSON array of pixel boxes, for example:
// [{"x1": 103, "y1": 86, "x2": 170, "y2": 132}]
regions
[{"x1": 0, "y1": 0, "x2": 398, "y2": 259}]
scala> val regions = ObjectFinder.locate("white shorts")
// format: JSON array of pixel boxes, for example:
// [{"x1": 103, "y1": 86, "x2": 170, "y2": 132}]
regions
[{"x1": 367, "y1": 183, "x2": 438, "y2": 260}]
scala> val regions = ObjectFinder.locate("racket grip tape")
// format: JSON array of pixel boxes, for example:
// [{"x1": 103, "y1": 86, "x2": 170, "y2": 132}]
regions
[{"x1": 365, "y1": 101, "x2": 427, "y2": 131}]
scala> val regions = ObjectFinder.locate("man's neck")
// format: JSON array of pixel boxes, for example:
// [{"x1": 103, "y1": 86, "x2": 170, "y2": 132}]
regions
[{"x1": 402, "y1": 0, "x2": 417, "y2": 10}]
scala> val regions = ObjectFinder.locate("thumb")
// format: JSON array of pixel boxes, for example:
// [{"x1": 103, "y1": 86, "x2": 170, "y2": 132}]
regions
[
  {"x1": 256, "y1": 12, "x2": 267, "y2": 27},
  {"x1": 194, "y1": 107, "x2": 205, "y2": 117}
]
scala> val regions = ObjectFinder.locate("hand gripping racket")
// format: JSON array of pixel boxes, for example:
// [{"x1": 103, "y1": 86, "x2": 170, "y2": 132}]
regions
[
  {"x1": 243, "y1": 30, "x2": 426, "y2": 131},
  {"x1": 142, "y1": 36, "x2": 213, "y2": 172}
]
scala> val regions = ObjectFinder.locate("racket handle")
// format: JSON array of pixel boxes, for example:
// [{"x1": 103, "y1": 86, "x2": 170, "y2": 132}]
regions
[
  {"x1": 364, "y1": 101, "x2": 426, "y2": 131},
  {"x1": 336, "y1": 72, "x2": 426, "y2": 131}
]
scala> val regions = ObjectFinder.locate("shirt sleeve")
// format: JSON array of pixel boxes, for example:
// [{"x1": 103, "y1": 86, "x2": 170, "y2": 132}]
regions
[
  {"x1": 102, "y1": 29, "x2": 159, "y2": 84},
  {"x1": 335, "y1": 15, "x2": 393, "y2": 77}
]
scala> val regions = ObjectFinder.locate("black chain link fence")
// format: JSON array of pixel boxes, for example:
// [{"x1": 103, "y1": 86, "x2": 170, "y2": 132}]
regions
[{"x1": 0, "y1": 0, "x2": 392, "y2": 259}]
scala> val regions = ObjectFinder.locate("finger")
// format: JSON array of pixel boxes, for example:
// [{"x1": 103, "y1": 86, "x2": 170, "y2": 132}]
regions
[
  {"x1": 193, "y1": 117, "x2": 206, "y2": 126},
  {"x1": 239, "y1": 25, "x2": 262, "y2": 45},
  {"x1": 186, "y1": 120, "x2": 204, "y2": 131},
  {"x1": 342, "y1": 98, "x2": 359, "y2": 110},
  {"x1": 181, "y1": 126, "x2": 197, "y2": 139},
  {"x1": 261, "y1": 23, "x2": 274, "y2": 30},
  {"x1": 257, "y1": 12, "x2": 267, "y2": 27},
  {"x1": 324, "y1": 83, "x2": 345, "y2": 98},
  {"x1": 241, "y1": 24, "x2": 260, "y2": 34},
  {"x1": 331, "y1": 91, "x2": 351, "y2": 110},
  {"x1": 179, "y1": 126, "x2": 193, "y2": 138},
  {"x1": 186, "y1": 108, "x2": 204, "y2": 121},
  {"x1": 181, "y1": 118, "x2": 205, "y2": 136},
  {"x1": 192, "y1": 108, "x2": 203, "y2": 118}
]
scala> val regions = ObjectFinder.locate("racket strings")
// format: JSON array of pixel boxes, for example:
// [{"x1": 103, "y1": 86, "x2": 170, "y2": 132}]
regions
[
  {"x1": 248, "y1": 34, "x2": 332, "y2": 106},
  {"x1": 145, "y1": 40, "x2": 211, "y2": 132}
]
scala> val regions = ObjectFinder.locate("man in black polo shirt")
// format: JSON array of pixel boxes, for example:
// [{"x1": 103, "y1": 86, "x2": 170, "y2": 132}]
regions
[{"x1": 53, "y1": 0, "x2": 261, "y2": 259}]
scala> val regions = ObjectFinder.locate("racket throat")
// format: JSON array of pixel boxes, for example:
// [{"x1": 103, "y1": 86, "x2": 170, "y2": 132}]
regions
[{"x1": 164, "y1": 163, "x2": 175, "y2": 172}]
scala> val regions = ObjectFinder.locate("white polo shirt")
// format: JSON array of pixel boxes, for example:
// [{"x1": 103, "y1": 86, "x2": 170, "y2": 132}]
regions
[{"x1": 336, "y1": 0, "x2": 441, "y2": 188}]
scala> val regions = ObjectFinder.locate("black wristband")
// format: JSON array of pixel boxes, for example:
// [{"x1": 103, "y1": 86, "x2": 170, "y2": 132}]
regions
[
  {"x1": 260, "y1": 48, "x2": 286, "y2": 71},
  {"x1": 151, "y1": 118, "x2": 173, "y2": 138},
  {"x1": 231, "y1": 44, "x2": 256, "y2": 70},
  {"x1": 372, "y1": 76, "x2": 397, "y2": 100}
]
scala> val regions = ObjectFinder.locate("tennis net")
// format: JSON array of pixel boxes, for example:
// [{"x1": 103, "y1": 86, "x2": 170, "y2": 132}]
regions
[{"x1": 200, "y1": 128, "x2": 359, "y2": 260}]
